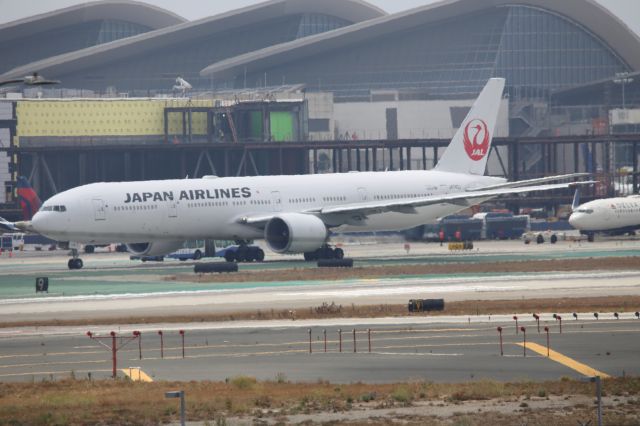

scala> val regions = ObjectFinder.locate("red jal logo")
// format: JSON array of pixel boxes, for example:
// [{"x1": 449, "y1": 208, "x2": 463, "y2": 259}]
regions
[{"x1": 463, "y1": 119, "x2": 490, "y2": 161}]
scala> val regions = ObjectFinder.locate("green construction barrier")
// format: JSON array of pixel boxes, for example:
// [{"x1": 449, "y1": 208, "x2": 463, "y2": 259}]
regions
[{"x1": 270, "y1": 112, "x2": 294, "y2": 141}]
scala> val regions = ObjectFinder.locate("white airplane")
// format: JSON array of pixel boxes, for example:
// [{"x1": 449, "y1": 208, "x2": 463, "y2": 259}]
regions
[
  {"x1": 569, "y1": 189, "x2": 640, "y2": 241},
  {"x1": 0, "y1": 72, "x2": 60, "y2": 87},
  {"x1": 1, "y1": 78, "x2": 591, "y2": 269}
]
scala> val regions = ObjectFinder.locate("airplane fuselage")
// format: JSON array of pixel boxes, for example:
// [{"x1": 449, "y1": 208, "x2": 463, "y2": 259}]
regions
[
  {"x1": 569, "y1": 196, "x2": 640, "y2": 232},
  {"x1": 32, "y1": 170, "x2": 504, "y2": 244}
]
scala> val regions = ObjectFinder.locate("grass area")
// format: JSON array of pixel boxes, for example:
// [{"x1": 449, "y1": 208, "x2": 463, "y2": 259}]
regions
[
  {"x1": 171, "y1": 256, "x2": 640, "y2": 284},
  {"x1": 2, "y1": 295, "x2": 639, "y2": 328},
  {"x1": 0, "y1": 376, "x2": 638, "y2": 425}
]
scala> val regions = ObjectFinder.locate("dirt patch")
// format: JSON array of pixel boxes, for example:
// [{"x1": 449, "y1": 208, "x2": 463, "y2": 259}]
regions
[
  {"x1": 169, "y1": 256, "x2": 640, "y2": 284},
  {"x1": 1, "y1": 377, "x2": 638, "y2": 425},
  {"x1": 3, "y1": 296, "x2": 639, "y2": 328}
]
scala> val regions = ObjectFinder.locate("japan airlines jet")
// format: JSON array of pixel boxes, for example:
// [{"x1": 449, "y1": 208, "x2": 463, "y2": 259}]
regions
[
  {"x1": 1, "y1": 79, "x2": 591, "y2": 269},
  {"x1": 569, "y1": 190, "x2": 640, "y2": 241}
]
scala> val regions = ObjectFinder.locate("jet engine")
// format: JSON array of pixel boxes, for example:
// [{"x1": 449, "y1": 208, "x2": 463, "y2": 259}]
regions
[
  {"x1": 126, "y1": 240, "x2": 185, "y2": 256},
  {"x1": 265, "y1": 213, "x2": 328, "y2": 254}
]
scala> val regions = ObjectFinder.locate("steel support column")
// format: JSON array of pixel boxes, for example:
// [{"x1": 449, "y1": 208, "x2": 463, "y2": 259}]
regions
[
  {"x1": 372, "y1": 148, "x2": 377, "y2": 172},
  {"x1": 633, "y1": 141, "x2": 638, "y2": 194}
]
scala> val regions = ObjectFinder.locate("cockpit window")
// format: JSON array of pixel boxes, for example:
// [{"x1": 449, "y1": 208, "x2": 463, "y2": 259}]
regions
[
  {"x1": 41, "y1": 205, "x2": 67, "y2": 212},
  {"x1": 576, "y1": 208, "x2": 593, "y2": 214}
]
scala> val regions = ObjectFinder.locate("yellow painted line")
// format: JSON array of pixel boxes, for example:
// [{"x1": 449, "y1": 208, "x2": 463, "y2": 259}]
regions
[
  {"x1": 517, "y1": 342, "x2": 610, "y2": 378},
  {"x1": 122, "y1": 367, "x2": 153, "y2": 382}
]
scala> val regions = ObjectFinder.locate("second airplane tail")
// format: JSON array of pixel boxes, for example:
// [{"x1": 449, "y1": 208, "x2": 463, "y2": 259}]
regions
[
  {"x1": 17, "y1": 176, "x2": 41, "y2": 221},
  {"x1": 435, "y1": 78, "x2": 506, "y2": 176}
]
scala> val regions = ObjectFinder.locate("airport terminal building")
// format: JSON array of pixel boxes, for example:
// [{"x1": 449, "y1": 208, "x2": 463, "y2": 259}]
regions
[{"x1": 1, "y1": 0, "x2": 640, "y2": 213}]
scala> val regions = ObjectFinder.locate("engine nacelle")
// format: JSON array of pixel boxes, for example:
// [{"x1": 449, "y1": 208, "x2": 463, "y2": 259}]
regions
[
  {"x1": 126, "y1": 240, "x2": 185, "y2": 257},
  {"x1": 265, "y1": 213, "x2": 328, "y2": 254}
]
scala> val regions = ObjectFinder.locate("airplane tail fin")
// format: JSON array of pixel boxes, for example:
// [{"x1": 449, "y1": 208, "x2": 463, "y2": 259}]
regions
[
  {"x1": 16, "y1": 176, "x2": 41, "y2": 221},
  {"x1": 571, "y1": 188, "x2": 581, "y2": 211},
  {"x1": 435, "y1": 78, "x2": 506, "y2": 175}
]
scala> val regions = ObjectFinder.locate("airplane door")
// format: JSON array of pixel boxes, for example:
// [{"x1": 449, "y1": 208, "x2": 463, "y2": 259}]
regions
[
  {"x1": 357, "y1": 187, "x2": 368, "y2": 202},
  {"x1": 271, "y1": 191, "x2": 282, "y2": 212},
  {"x1": 168, "y1": 201, "x2": 178, "y2": 218},
  {"x1": 92, "y1": 199, "x2": 106, "y2": 221}
]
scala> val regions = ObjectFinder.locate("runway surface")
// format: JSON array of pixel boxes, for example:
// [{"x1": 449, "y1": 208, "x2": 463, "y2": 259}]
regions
[
  {"x1": 1, "y1": 314, "x2": 637, "y2": 383},
  {"x1": 1, "y1": 238, "x2": 638, "y2": 384},
  {"x1": 1, "y1": 239, "x2": 639, "y2": 322}
]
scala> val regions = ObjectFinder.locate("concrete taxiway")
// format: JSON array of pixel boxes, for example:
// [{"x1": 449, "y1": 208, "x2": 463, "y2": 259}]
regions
[
  {"x1": 0, "y1": 314, "x2": 637, "y2": 383},
  {"x1": 1, "y1": 239, "x2": 640, "y2": 322}
]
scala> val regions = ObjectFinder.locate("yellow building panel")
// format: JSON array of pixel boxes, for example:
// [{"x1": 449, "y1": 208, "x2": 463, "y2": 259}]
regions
[{"x1": 16, "y1": 99, "x2": 214, "y2": 138}]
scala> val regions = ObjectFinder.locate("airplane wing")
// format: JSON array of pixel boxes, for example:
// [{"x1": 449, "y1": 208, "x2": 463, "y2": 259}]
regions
[
  {"x1": 237, "y1": 180, "x2": 595, "y2": 227},
  {"x1": 317, "y1": 180, "x2": 596, "y2": 217},
  {"x1": 237, "y1": 213, "x2": 276, "y2": 226},
  {"x1": 471, "y1": 173, "x2": 591, "y2": 191},
  {"x1": 0, "y1": 217, "x2": 20, "y2": 232},
  {"x1": 0, "y1": 217, "x2": 33, "y2": 233},
  {"x1": 0, "y1": 79, "x2": 25, "y2": 86}
]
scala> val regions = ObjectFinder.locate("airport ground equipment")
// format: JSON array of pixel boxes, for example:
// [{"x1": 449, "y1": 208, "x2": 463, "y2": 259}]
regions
[
  {"x1": 317, "y1": 258, "x2": 353, "y2": 268},
  {"x1": 194, "y1": 262, "x2": 238, "y2": 273},
  {"x1": 448, "y1": 241, "x2": 474, "y2": 251},
  {"x1": 304, "y1": 244, "x2": 344, "y2": 261},
  {"x1": 407, "y1": 299, "x2": 445, "y2": 312},
  {"x1": 215, "y1": 241, "x2": 264, "y2": 263}
]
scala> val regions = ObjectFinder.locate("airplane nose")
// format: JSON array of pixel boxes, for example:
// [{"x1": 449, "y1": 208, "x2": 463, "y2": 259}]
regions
[
  {"x1": 31, "y1": 212, "x2": 48, "y2": 233},
  {"x1": 568, "y1": 213, "x2": 580, "y2": 228}
]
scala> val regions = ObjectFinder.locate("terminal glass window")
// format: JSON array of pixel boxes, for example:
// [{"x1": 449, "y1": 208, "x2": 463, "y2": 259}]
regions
[
  {"x1": 296, "y1": 14, "x2": 351, "y2": 39},
  {"x1": 495, "y1": 6, "x2": 629, "y2": 101},
  {"x1": 97, "y1": 20, "x2": 151, "y2": 44},
  {"x1": 237, "y1": 6, "x2": 630, "y2": 102}
]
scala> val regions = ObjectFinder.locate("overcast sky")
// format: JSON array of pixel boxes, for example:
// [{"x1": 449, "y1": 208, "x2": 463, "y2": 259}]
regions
[{"x1": 1, "y1": 0, "x2": 639, "y2": 36}]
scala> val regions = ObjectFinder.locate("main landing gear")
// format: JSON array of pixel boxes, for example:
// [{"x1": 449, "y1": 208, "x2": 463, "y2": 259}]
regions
[
  {"x1": 304, "y1": 244, "x2": 344, "y2": 261},
  {"x1": 67, "y1": 248, "x2": 84, "y2": 270},
  {"x1": 224, "y1": 241, "x2": 265, "y2": 263}
]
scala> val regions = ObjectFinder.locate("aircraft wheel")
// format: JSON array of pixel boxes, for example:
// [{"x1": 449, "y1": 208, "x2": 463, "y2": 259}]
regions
[
  {"x1": 224, "y1": 251, "x2": 236, "y2": 262},
  {"x1": 550, "y1": 234, "x2": 558, "y2": 244},
  {"x1": 304, "y1": 252, "x2": 317, "y2": 261},
  {"x1": 68, "y1": 259, "x2": 75, "y2": 270},
  {"x1": 255, "y1": 249, "x2": 265, "y2": 262},
  {"x1": 75, "y1": 258, "x2": 83, "y2": 269},
  {"x1": 536, "y1": 234, "x2": 544, "y2": 244},
  {"x1": 587, "y1": 233, "x2": 595, "y2": 243},
  {"x1": 193, "y1": 250, "x2": 202, "y2": 260},
  {"x1": 84, "y1": 245, "x2": 95, "y2": 254},
  {"x1": 334, "y1": 248, "x2": 344, "y2": 259}
]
